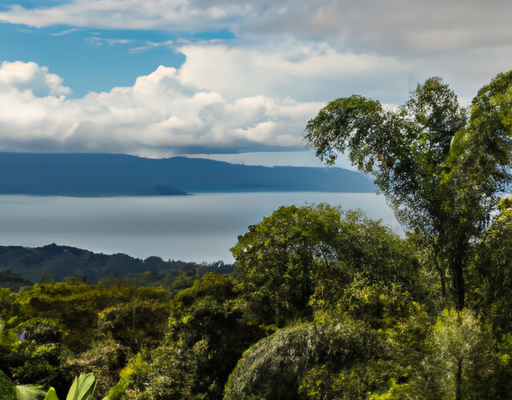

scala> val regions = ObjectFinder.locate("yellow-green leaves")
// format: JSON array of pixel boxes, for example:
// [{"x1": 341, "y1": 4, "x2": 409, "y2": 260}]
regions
[
  {"x1": 424, "y1": 309, "x2": 492, "y2": 400},
  {"x1": 44, "y1": 387, "x2": 59, "y2": 400}
]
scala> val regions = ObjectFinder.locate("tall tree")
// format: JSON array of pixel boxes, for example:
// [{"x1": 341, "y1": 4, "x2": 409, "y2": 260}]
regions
[{"x1": 305, "y1": 72, "x2": 512, "y2": 311}]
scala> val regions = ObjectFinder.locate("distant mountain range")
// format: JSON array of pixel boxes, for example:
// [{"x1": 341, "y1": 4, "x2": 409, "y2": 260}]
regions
[
  {"x1": 0, "y1": 152, "x2": 376, "y2": 196},
  {"x1": 0, "y1": 243, "x2": 233, "y2": 287}
]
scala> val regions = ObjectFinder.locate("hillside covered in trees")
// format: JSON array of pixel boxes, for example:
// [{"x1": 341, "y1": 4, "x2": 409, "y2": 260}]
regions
[
  {"x1": 0, "y1": 244, "x2": 233, "y2": 288},
  {"x1": 2, "y1": 70, "x2": 512, "y2": 400}
]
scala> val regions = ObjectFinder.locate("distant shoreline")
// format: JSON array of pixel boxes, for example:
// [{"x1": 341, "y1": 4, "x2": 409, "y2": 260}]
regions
[{"x1": 0, "y1": 152, "x2": 376, "y2": 197}]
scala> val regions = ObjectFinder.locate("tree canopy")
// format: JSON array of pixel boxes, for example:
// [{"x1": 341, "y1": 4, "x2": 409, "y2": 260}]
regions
[
  {"x1": 305, "y1": 71, "x2": 512, "y2": 311},
  {"x1": 231, "y1": 204, "x2": 419, "y2": 327}
]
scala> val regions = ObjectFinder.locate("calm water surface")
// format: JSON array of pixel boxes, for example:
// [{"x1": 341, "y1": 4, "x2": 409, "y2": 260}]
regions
[{"x1": 0, "y1": 193, "x2": 399, "y2": 262}]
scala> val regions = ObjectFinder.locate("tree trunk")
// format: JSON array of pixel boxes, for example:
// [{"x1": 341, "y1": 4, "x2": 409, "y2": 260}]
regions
[
  {"x1": 453, "y1": 258, "x2": 465, "y2": 312},
  {"x1": 456, "y1": 356, "x2": 463, "y2": 400},
  {"x1": 433, "y1": 254, "x2": 447, "y2": 299},
  {"x1": 451, "y1": 243, "x2": 466, "y2": 312}
]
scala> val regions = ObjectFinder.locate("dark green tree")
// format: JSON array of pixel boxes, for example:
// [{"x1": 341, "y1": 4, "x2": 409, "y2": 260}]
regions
[
  {"x1": 111, "y1": 273, "x2": 264, "y2": 400},
  {"x1": 231, "y1": 204, "x2": 345, "y2": 326},
  {"x1": 305, "y1": 72, "x2": 512, "y2": 312},
  {"x1": 468, "y1": 198, "x2": 512, "y2": 335}
]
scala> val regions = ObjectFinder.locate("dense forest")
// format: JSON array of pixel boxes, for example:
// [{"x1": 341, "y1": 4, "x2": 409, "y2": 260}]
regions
[
  {"x1": 0, "y1": 244, "x2": 233, "y2": 288},
  {"x1": 2, "y1": 70, "x2": 512, "y2": 400}
]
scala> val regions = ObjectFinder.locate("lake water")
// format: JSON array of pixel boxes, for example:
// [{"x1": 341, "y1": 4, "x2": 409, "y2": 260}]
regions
[{"x1": 0, "y1": 193, "x2": 400, "y2": 263}]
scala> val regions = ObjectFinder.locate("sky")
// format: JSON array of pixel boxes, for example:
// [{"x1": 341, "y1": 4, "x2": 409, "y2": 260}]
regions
[{"x1": 1, "y1": 0, "x2": 512, "y2": 167}]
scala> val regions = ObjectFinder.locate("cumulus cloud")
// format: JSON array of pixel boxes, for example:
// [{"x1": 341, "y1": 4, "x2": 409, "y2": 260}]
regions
[
  {"x1": 1, "y1": 33, "x2": 498, "y2": 156},
  {"x1": 0, "y1": 1, "x2": 508, "y2": 156},
  {"x1": 0, "y1": 61, "x2": 322, "y2": 155},
  {"x1": 0, "y1": 61, "x2": 71, "y2": 96}
]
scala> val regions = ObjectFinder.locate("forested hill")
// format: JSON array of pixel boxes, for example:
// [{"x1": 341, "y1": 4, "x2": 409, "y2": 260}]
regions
[
  {"x1": 0, "y1": 152, "x2": 375, "y2": 196},
  {"x1": 0, "y1": 243, "x2": 232, "y2": 286}
]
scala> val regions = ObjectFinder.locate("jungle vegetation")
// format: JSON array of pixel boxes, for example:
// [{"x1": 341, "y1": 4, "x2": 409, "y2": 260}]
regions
[{"x1": 2, "y1": 70, "x2": 512, "y2": 399}]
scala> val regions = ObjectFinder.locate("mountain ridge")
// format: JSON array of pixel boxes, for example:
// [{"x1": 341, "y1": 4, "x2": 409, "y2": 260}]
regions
[
  {"x1": 0, "y1": 243, "x2": 233, "y2": 287},
  {"x1": 0, "y1": 152, "x2": 375, "y2": 196}
]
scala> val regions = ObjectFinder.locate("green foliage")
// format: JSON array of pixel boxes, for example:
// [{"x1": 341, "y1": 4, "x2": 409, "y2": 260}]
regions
[
  {"x1": 305, "y1": 72, "x2": 512, "y2": 311},
  {"x1": 9, "y1": 283, "x2": 170, "y2": 352},
  {"x1": 305, "y1": 78, "x2": 466, "y2": 232},
  {"x1": 6, "y1": 70, "x2": 512, "y2": 400},
  {"x1": 0, "y1": 282, "x2": 171, "y2": 398},
  {"x1": 368, "y1": 379, "x2": 408, "y2": 400},
  {"x1": 0, "y1": 317, "x2": 18, "y2": 359},
  {"x1": 0, "y1": 288, "x2": 17, "y2": 321},
  {"x1": 224, "y1": 322, "x2": 391, "y2": 400},
  {"x1": 486, "y1": 333, "x2": 512, "y2": 398},
  {"x1": 14, "y1": 384, "x2": 45, "y2": 400},
  {"x1": 44, "y1": 387, "x2": 59, "y2": 400},
  {"x1": 0, "y1": 269, "x2": 33, "y2": 291},
  {"x1": 112, "y1": 273, "x2": 264, "y2": 400},
  {"x1": 0, "y1": 369, "x2": 45, "y2": 400},
  {"x1": 232, "y1": 204, "x2": 344, "y2": 325},
  {"x1": 65, "y1": 373, "x2": 97, "y2": 400},
  {"x1": 0, "y1": 369, "x2": 16, "y2": 399},
  {"x1": 426, "y1": 309, "x2": 491, "y2": 399},
  {"x1": 232, "y1": 204, "x2": 419, "y2": 327},
  {"x1": 105, "y1": 352, "x2": 145, "y2": 400},
  {"x1": 468, "y1": 198, "x2": 512, "y2": 335},
  {"x1": 98, "y1": 299, "x2": 169, "y2": 353},
  {"x1": 39, "y1": 374, "x2": 100, "y2": 400},
  {"x1": 0, "y1": 244, "x2": 232, "y2": 286},
  {"x1": 66, "y1": 339, "x2": 129, "y2": 398}
]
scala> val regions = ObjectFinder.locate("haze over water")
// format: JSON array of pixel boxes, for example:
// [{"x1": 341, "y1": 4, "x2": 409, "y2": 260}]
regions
[{"x1": 0, "y1": 193, "x2": 398, "y2": 263}]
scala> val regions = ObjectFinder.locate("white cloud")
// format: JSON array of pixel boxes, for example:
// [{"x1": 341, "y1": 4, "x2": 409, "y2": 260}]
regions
[
  {"x1": 2, "y1": 31, "x2": 501, "y2": 157},
  {"x1": 176, "y1": 40, "x2": 410, "y2": 103},
  {"x1": 0, "y1": 61, "x2": 71, "y2": 96},
  {"x1": 1, "y1": 0, "x2": 509, "y2": 158},
  {"x1": 0, "y1": 62, "x2": 322, "y2": 155}
]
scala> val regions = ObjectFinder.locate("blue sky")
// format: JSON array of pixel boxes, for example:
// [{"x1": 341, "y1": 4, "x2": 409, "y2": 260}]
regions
[
  {"x1": 0, "y1": 24, "x2": 186, "y2": 97},
  {"x1": 0, "y1": 0, "x2": 511, "y2": 166}
]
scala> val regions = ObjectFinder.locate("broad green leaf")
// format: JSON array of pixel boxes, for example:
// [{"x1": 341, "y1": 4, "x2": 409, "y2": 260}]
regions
[{"x1": 66, "y1": 374, "x2": 97, "y2": 400}]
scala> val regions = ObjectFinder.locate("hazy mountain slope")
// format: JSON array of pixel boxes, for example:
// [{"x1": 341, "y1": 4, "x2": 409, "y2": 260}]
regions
[{"x1": 0, "y1": 153, "x2": 375, "y2": 196}]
